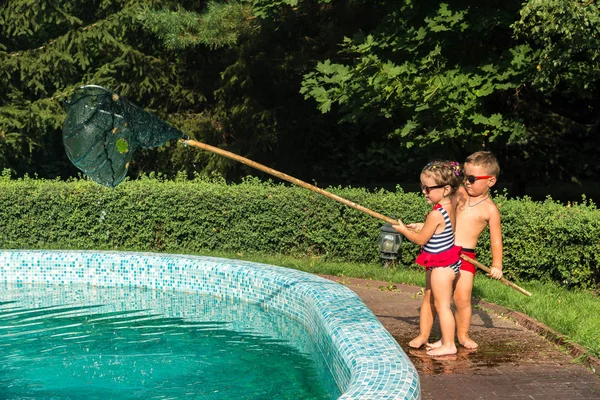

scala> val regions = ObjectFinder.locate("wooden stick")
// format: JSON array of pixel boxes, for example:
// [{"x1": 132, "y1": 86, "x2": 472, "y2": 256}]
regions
[
  {"x1": 182, "y1": 138, "x2": 531, "y2": 297},
  {"x1": 461, "y1": 254, "x2": 531, "y2": 297},
  {"x1": 183, "y1": 139, "x2": 398, "y2": 225}
]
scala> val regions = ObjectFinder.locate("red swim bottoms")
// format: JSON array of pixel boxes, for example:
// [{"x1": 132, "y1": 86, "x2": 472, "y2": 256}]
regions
[{"x1": 460, "y1": 248, "x2": 476, "y2": 274}]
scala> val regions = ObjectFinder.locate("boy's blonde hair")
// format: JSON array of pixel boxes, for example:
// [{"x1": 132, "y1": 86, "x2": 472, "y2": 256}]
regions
[
  {"x1": 464, "y1": 151, "x2": 500, "y2": 177},
  {"x1": 421, "y1": 160, "x2": 462, "y2": 194}
]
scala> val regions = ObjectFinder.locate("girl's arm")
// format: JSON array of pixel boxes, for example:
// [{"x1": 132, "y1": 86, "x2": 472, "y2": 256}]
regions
[
  {"x1": 406, "y1": 222, "x2": 424, "y2": 232},
  {"x1": 393, "y1": 211, "x2": 443, "y2": 246}
]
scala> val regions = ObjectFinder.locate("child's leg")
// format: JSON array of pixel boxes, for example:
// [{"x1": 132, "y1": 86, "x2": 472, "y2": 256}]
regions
[
  {"x1": 454, "y1": 270, "x2": 477, "y2": 348},
  {"x1": 426, "y1": 267, "x2": 457, "y2": 356},
  {"x1": 409, "y1": 269, "x2": 436, "y2": 348}
]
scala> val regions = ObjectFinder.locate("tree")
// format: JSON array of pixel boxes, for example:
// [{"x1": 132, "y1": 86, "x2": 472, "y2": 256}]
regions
[
  {"x1": 2, "y1": 0, "x2": 398, "y2": 183},
  {"x1": 0, "y1": 0, "x2": 206, "y2": 178},
  {"x1": 299, "y1": 0, "x2": 600, "y2": 186},
  {"x1": 301, "y1": 1, "x2": 529, "y2": 148},
  {"x1": 3, "y1": 0, "x2": 600, "y2": 190},
  {"x1": 137, "y1": 0, "x2": 412, "y2": 183},
  {"x1": 506, "y1": 0, "x2": 600, "y2": 185}
]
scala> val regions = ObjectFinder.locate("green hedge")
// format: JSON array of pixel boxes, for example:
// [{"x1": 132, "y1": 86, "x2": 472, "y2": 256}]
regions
[{"x1": 1, "y1": 173, "x2": 598, "y2": 289}]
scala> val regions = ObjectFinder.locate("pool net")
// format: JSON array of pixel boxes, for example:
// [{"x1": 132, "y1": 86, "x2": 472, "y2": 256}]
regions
[{"x1": 62, "y1": 85, "x2": 184, "y2": 188}]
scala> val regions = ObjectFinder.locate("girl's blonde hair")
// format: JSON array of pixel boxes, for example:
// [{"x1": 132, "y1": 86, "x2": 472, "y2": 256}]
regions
[{"x1": 421, "y1": 160, "x2": 462, "y2": 194}]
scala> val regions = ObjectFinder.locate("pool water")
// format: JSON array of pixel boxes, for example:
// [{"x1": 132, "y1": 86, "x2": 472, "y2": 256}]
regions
[{"x1": 0, "y1": 282, "x2": 339, "y2": 399}]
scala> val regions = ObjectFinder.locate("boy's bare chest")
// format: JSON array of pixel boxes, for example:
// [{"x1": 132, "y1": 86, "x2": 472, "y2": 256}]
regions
[{"x1": 457, "y1": 201, "x2": 489, "y2": 225}]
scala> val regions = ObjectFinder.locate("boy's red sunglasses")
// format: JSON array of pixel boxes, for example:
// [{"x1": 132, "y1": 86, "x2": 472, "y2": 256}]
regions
[{"x1": 464, "y1": 175, "x2": 493, "y2": 184}]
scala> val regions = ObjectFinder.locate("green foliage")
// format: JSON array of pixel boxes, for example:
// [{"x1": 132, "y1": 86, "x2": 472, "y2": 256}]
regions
[
  {"x1": 2, "y1": 0, "x2": 600, "y2": 190},
  {"x1": 138, "y1": 2, "x2": 254, "y2": 50},
  {"x1": 1, "y1": 176, "x2": 599, "y2": 290},
  {"x1": 250, "y1": 0, "x2": 300, "y2": 19},
  {"x1": 249, "y1": 0, "x2": 332, "y2": 19},
  {"x1": 297, "y1": 0, "x2": 600, "y2": 186},
  {"x1": 137, "y1": 0, "x2": 404, "y2": 184},
  {"x1": 0, "y1": 174, "x2": 422, "y2": 262},
  {"x1": 300, "y1": 1, "x2": 528, "y2": 148},
  {"x1": 513, "y1": 0, "x2": 600, "y2": 96},
  {"x1": 489, "y1": 194, "x2": 600, "y2": 289},
  {"x1": 0, "y1": 0, "x2": 203, "y2": 178}
]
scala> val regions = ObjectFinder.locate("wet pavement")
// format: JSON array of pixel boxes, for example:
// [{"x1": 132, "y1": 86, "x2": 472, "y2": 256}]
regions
[{"x1": 321, "y1": 275, "x2": 600, "y2": 400}]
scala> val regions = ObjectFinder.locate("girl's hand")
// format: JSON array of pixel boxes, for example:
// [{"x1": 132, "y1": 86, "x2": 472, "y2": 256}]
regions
[
  {"x1": 392, "y1": 219, "x2": 405, "y2": 233},
  {"x1": 406, "y1": 223, "x2": 424, "y2": 233}
]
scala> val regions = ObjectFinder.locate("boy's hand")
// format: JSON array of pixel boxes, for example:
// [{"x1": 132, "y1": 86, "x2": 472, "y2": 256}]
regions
[{"x1": 489, "y1": 266, "x2": 503, "y2": 280}]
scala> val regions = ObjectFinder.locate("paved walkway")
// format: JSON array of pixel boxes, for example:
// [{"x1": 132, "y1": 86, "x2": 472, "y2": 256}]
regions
[{"x1": 321, "y1": 275, "x2": 600, "y2": 400}]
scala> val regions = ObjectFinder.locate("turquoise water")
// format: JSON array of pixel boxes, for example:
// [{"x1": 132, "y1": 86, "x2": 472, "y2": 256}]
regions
[{"x1": 0, "y1": 283, "x2": 339, "y2": 399}]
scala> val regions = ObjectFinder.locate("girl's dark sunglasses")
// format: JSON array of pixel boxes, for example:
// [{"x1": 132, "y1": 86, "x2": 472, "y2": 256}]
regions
[
  {"x1": 464, "y1": 175, "x2": 493, "y2": 184},
  {"x1": 420, "y1": 184, "x2": 445, "y2": 194}
]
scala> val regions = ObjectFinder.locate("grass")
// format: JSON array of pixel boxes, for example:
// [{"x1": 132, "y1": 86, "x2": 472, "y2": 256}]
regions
[{"x1": 181, "y1": 248, "x2": 600, "y2": 359}]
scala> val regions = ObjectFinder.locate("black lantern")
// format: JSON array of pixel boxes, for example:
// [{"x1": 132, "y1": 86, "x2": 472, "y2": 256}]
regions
[{"x1": 378, "y1": 222, "x2": 402, "y2": 267}]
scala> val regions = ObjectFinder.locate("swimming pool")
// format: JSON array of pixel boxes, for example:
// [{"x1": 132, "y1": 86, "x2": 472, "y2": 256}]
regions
[{"x1": 0, "y1": 250, "x2": 420, "y2": 399}]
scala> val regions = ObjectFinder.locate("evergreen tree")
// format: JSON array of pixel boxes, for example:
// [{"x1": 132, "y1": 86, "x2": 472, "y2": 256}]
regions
[{"x1": 0, "y1": 0, "x2": 206, "y2": 178}]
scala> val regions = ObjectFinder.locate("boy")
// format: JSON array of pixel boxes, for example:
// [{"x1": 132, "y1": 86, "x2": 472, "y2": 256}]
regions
[{"x1": 409, "y1": 151, "x2": 503, "y2": 350}]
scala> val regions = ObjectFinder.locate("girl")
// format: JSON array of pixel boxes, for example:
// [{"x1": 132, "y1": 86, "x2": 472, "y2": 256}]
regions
[{"x1": 393, "y1": 160, "x2": 462, "y2": 356}]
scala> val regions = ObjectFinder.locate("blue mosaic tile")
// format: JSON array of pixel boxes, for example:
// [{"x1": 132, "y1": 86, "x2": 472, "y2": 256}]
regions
[{"x1": 0, "y1": 250, "x2": 420, "y2": 399}]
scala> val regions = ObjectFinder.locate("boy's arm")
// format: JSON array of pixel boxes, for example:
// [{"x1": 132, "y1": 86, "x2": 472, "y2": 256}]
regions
[
  {"x1": 488, "y1": 206, "x2": 503, "y2": 279},
  {"x1": 453, "y1": 186, "x2": 468, "y2": 204}
]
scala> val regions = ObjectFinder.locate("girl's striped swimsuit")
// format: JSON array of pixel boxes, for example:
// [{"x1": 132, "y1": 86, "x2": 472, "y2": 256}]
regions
[{"x1": 415, "y1": 204, "x2": 462, "y2": 274}]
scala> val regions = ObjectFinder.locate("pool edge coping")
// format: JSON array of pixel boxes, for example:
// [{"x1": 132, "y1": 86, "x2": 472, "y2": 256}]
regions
[{"x1": 0, "y1": 249, "x2": 421, "y2": 400}]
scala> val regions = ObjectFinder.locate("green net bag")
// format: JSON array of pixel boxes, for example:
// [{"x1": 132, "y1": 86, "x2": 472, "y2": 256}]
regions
[{"x1": 62, "y1": 85, "x2": 184, "y2": 188}]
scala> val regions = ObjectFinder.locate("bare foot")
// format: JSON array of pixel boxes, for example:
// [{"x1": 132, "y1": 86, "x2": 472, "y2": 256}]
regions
[
  {"x1": 426, "y1": 340, "x2": 442, "y2": 350},
  {"x1": 409, "y1": 335, "x2": 429, "y2": 349},
  {"x1": 459, "y1": 336, "x2": 479, "y2": 349},
  {"x1": 426, "y1": 344, "x2": 457, "y2": 356}
]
